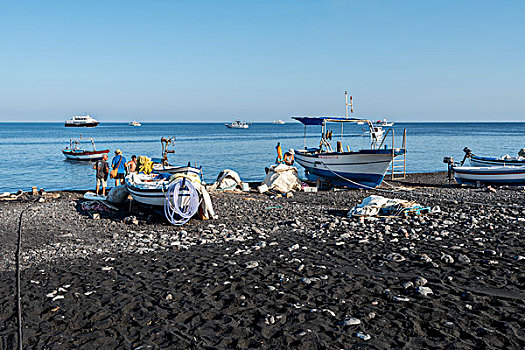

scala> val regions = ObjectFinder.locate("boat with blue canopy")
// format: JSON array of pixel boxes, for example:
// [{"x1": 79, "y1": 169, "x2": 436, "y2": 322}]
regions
[{"x1": 291, "y1": 92, "x2": 407, "y2": 189}]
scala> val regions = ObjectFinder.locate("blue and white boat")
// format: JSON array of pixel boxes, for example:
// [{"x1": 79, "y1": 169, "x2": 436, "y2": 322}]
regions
[
  {"x1": 452, "y1": 166, "x2": 525, "y2": 186},
  {"x1": 470, "y1": 154, "x2": 525, "y2": 167},
  {"x1": 291, "y1": 92, "x2": 407, "y2": 189}
]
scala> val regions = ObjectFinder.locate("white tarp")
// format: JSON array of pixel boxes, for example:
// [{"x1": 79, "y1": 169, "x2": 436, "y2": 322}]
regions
[
  {"x1": 209, "y1": 169, "x2": 243, "y2": 191},
  {"x1": 348, "y1": 195, "x2": 410, "y2": 217},
  {"x1": 258, "y1": 164, "x2": 301, "y2": 194}
]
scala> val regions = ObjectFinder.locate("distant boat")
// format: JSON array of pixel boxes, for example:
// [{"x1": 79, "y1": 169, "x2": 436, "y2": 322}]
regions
[
  {"x1": 273, "y1": 120, "x2": 285, "y2": 125},
  {"x1": 65, "y1": 115, "x2": 99, "y2": 127},
  {"x1": 363, "y1": 126, "x2": 385, "y2": 140},
  {"x1": 374, "y1": 118, "x2": 394, "y2": 127},
  {"x1": 129, "y1": 121, "x2": 142, "y2": 127},
  {"x1": 62, "y1": 137, "x2": 109, "y2": 161},
  {"x1": 225, "y1": 120, "x2": 249, "y2": 129}
]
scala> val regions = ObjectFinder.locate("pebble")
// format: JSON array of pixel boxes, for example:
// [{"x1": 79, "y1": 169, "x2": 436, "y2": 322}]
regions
[
  {"x1": 457, "y1": 254, "x2": 471, "y2": 264},
  {"x1": 46, "y1": 291, "x2": 57, "y2": 298},
  {"x1": 356, "y1": 331, "x2": 371, "y2": 341},
  {"x1": 414, "y1": 276, "x2": 428, "y2": 287},
  {"x1": 52, "y1": 295, "x2": 64, "y2": 301},
  {"x1": 402, "y1": 281, "x2": 414, "y2": 289},
  {"x1": 288, "y1": 244, "x2": 300, "y2": 252},
  {"x1": 440, "y1": 253, "x2": 454, "y2": 264},
  {"x1": 341, "y1": 317, "x2": 361, "y2": 326},
  {"x1": 393, "y1": 296, "x2": 410, "y2": 302},
  {"x1": 416, "y1": 286, "x2": 434, "y2": 296},
  {"x1": 246, "y1": 261, "x2": 259, "y2": 269},
  {"x1": 386, "y1": 253, "x2": 406, "y2": 262}
]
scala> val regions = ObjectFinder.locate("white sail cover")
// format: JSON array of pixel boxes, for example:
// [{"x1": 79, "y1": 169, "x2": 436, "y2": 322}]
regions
[
  {"x1": 209, "y1": 169, "x2": 243, "y2": 191},
  {"x1": 259, "y1": 164, "x2": 301, "y2": 194}
]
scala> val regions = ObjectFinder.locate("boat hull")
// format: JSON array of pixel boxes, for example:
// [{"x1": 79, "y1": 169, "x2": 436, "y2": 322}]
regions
[
  {"x1": 470, "y1": 155, "x2": 525, "y2": 167},
  {"x1": 152, "y1": 165, "x2": 203, "y2": 175},
  {"x1": 64, "y1": 122, "x2": 99, "y2": 127},
  {"x1": 62, "y1": 149, "x2": 109, "y2": 161},
  {"x1": 126, "y1": 183, "x2": 166, "y2": 206},
  {"x1": 453, "y1": 166, "x2": 525, "y2": 186},
  {"x1": 294, "y1": 149, "x2": 403, "y2": 188},
  {"x1": 126, "y1": 167, "x2": 202, "y2": 206}
]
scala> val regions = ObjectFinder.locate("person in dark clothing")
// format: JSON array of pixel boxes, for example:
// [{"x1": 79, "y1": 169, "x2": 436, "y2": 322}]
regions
[{"x1": 94, "y1": 154, "x2": 109, "y2": 196}]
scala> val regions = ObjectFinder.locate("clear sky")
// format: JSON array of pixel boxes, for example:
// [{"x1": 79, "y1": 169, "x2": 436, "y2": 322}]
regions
[{"x1": 1, "y1": 0, "x2": 524, "y2": 122}]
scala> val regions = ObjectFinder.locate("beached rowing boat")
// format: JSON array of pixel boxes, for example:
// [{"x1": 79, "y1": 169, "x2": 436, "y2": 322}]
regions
[
  {"x1": 126, "y1": 166, "x2": 202, "y2": 206},
  {"x1": 62, "y1": 138, "x2": 109, "y2": 161},
  {"x1": 461, "y1": 147, "x2": 525, "y2": 167},
  {"x1": 470, "y1": 154, "x2": 525, "y2": 167},
  {"x1": 452, "y1": 166, "x2": 525, "y2": 186}
]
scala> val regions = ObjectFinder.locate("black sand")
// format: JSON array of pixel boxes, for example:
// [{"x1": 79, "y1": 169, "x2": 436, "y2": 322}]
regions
[{"x1": 0, "y1": 172, "x2": 524, "y2": 349}]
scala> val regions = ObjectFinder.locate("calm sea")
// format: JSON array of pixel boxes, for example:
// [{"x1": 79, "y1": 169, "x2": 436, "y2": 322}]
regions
[{"x1": 0, "y1": 122, "x2": 524, "y2": 193}]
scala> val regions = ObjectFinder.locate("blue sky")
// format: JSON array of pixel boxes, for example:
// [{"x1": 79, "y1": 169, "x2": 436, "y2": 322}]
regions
[{"x1": 0, "y1": 0, "x2": 524, "y2": 122}]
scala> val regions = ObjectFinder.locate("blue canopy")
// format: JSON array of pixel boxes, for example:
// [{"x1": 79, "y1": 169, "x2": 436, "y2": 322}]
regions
[{"x1": 292, "y1": 116, "x2": 365, "y2": 125}]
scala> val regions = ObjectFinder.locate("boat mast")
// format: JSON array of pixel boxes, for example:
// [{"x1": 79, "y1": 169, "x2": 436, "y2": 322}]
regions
[{"x1": 343, "y1": 91, "x2": 353, "y2": 143}]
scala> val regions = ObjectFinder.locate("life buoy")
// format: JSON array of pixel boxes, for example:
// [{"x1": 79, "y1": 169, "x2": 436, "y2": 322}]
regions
[{"x1": 283, "y1": 152, "x2": 294, "y2": 165}]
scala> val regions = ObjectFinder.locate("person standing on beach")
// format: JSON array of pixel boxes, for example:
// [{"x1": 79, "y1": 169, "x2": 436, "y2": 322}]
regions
[
  {"x1": 127, "y1": 155, "x2": 137, "y2": 174},
  {"x1": 111, "y1": 149, "x2": 127, "y2": 186},
  {"x1": 93, "y1": 154, "x2": 109, "y2": 196}
]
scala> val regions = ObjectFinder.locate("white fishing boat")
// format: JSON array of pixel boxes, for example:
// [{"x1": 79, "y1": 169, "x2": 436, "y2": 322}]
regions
[
  {"x1": 62, "y1": 138, "x2": 109, "y2": 161},
  {"x1": 292, "y1": 91, "x2": 407, "y2": 188},
  {"x1": 273, "y1": 120, "x2": 285, "y2": 125},
  {"x1": 452, "y1": 166, "x2": 525, "y2": 186},
  {"x1": 225, "y1": 120, "x2": 249, "y2": 129},
  {"x1": 363, "y1": 126, "x2": 385, "y2": 140},
  {"x1": 126, "y1": 167, "x2": 202, "y2": 206},
  {"x1": 65, "y1": 115, "x2": 99, "y2": 127},
  {"x1": 374, "y1": 118, "x2": 394, "y2": 127},
  {"x1": 129, "y1": 121, "x2": 142, "y2": 127}
]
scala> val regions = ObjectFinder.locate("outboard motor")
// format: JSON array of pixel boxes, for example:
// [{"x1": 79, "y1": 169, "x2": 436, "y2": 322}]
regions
[
  {"x1": 461, "y1": 147, "x2": 472, "y2": 166},
  {"x1": 443, "y1": 156, "x2": 455, "y2": 182}
]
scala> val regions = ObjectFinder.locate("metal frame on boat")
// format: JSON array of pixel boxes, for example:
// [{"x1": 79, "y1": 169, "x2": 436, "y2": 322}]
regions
[{"x1": 292, "y1": 91, "x2": 407, "y2": 189}]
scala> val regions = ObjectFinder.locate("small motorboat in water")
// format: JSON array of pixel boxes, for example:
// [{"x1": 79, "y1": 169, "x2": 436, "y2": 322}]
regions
[
  {"x1": 129, "y1": 121, "x2": 142, "y2": 127},
  {"x1": 62, "y1": 138, "x2": 109, "y2": 161},
  {"x1": 273, "y1": 120, "x2": 285, "y2": 125},
  {"x1": 374, "y1": 118, "x2": 394, "y2": 127},
  {"x1": 225, "y1": 120, "x2": 249, "y2": 129},
  {"x1": 65, "y1": 115, "x2": 99, "y2": 127}
]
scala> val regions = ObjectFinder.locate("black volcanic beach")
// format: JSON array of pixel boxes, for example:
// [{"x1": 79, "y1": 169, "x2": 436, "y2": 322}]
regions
[{"x1": 0, "y1": 172, "x2": 524, "y2": 349}]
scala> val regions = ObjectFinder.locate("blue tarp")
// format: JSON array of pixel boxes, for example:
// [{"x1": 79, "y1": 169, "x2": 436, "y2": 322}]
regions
[{"x1": 292, "y1": 116, "x2": 364, "y2": 125}]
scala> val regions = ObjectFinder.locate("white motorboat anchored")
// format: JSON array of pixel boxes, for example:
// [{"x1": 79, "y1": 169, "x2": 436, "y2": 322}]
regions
[
  {"x1": 273, "y1": 120, "x2": 285, "y2": 125},
  {"x1": 225, "y1": 120, "x2": 249, "y2": 129},
  {"x1": 292, "y1": 91, "x2": 407, "y2": 188},
  {"x1": 65, "y1": 115, "x2": 100, "y2": 127},
  {"x1": 129, "y1": 121, "x2": 142, "y2": 127},
  {"x1": 374, "y1": 118, "x2": 394, "y2": 127}
]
